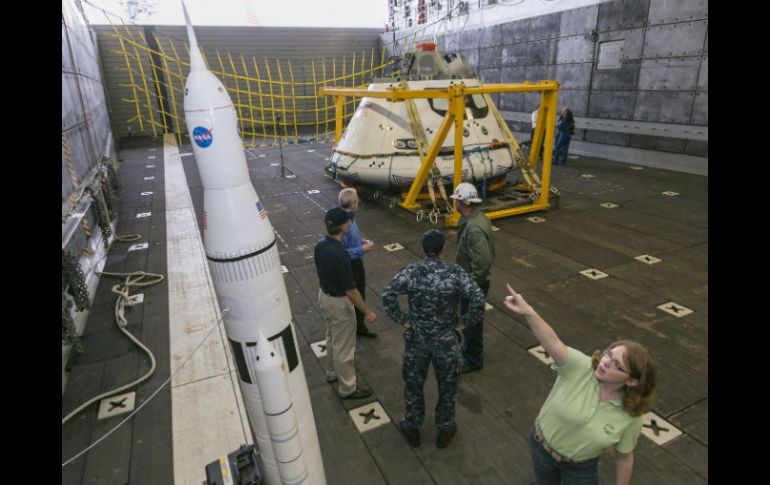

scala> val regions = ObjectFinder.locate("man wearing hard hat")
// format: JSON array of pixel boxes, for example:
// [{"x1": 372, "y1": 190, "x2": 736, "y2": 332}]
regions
[{"x1": 450, "y1": 182, "x2": 496, "y2": 374}]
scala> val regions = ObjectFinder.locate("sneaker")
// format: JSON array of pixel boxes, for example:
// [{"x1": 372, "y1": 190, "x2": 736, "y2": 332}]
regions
[
  {"x1": 399, "y1": 420, "x2": 421, "y2": 447},
  {"x1": 436, "y1": 424, "x2": 457, "y2": 449},
  {"x1": 340, "y1": 388, "x2": 372, "y2": 400}
]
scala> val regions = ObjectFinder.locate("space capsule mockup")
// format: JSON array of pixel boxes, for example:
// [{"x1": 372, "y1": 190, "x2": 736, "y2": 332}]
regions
[{"x1": 328, "y1": 43, "x2": 518, "y2": 191}]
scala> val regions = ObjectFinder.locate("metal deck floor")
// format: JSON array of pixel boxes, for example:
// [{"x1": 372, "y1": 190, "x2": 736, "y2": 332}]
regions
[{"x1": 62, "y1": 137, "x2": 707, "y2": 484}]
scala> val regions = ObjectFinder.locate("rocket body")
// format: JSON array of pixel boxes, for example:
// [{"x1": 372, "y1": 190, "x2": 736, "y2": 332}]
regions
[
  {"x1": 255, "y1": 332, "x2": 309, "y2": 485},
  {"x1": 181, "y1": 5, "x2": 325, "y2": 484}
]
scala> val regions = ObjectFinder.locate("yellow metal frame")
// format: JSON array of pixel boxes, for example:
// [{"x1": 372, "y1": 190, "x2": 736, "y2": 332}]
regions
[{"x1": 320, "y1": 80, "x2": 560, "y2": 227}]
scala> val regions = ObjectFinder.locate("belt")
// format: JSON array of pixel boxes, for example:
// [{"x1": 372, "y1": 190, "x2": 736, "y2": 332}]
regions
[{"x1": 533, "y1": 423, "x2": 577, "y2": 464}]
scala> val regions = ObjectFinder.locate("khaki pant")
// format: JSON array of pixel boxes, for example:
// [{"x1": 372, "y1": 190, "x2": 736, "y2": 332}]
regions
[{"x1": 318, "y1": 289, "x2": 357, "y2": 396}]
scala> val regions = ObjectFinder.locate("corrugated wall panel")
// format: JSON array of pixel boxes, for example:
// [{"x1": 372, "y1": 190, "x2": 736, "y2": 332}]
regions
[
  {"x1": 385, "y1": 0, "x2": 707, "y2": 172},
  {"x1": 62, "y1": 0, "x2": 113, "y2": 210}
]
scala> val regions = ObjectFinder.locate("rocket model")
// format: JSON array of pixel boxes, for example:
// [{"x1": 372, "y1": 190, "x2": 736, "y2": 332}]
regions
[
  {"x1": 181, "y1": 4, "x2": 325, "y2": 485},
  {"x1": 254, "y1": 332, "x2": 308, "y2": 485}
]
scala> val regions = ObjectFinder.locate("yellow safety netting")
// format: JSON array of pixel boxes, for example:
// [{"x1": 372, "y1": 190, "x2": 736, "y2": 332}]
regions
[{"x1": 108, "y1": 24, "x2": 392, "y2": 147}]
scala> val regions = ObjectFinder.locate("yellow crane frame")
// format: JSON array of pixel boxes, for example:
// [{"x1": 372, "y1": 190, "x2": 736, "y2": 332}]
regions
[{"x1": 319, "y1": 80, "x2": 559, "y2": 227}]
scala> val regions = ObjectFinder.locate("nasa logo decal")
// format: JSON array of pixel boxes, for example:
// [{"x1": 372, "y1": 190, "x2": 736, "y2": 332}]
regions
[{"x1": 193, "y1": 126, "x2": 213, "y2": 148}]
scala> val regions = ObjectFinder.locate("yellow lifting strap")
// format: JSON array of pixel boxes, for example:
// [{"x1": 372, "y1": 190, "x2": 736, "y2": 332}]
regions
[
  {"x1": 485, "y1": 94, "x2": 541, "y2": 191},
  {"x1": 402, "y1": 81, "x2": 451, "y2": 212}
]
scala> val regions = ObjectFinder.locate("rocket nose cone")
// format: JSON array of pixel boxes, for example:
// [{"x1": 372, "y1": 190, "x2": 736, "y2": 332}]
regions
[
  {"x1": 255, "y1": 331, "x2": 282, "y2": 371},
  {"x1": 181, "y1": 0, "x2": 192, "y2": 26},
  {"x1": 181, "y1": 1, "x2": 205, "y2": 71}
]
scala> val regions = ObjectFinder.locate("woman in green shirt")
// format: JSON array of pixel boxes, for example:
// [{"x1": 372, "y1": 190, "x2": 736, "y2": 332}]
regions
[{"x1": 503, "y1": 285, "x2": 656, "y2": 485}]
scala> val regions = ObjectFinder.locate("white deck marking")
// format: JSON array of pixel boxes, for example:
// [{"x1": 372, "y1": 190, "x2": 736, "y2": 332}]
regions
[
  {"x1": 579, "y1": 268, "x2": 609, "y2": 280},
  {"x1": 635, "y1": 254, "x2": 662, "y2": 265},
  {"x1": 97, "y1": 391, "x2": 136, "y2": 420},
  {"x1": 310, "y1": 340, "x2": 328, "y2": 358},
  {"x1": 657, "y1": 301, "x2": 693, "y2": 317},
  {"x1": 641, "y1": 411, "x2": 683, "y2": 446},
  {"x1": 349, "y1": 401, "x2": 391, "y2": 433},
  {"x1": 528, "y1": 345, "x2": 554, "y2": 366}
]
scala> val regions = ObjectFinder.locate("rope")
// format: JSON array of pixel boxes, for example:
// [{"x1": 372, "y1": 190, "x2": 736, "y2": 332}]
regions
[
  {"x1": 112, "y1": 234, "x2": 142, "y2": 242},
  {"x1": 62, "y1": 307, "x2": 231, "y2": 468},
  {"x1": 61, "y1": 271, "x2": 165, "y2": 426}
]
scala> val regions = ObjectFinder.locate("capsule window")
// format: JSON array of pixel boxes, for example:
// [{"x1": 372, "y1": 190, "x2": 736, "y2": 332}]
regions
[
  {"x1": 426, "y1": 91, "x2": 488, "y2": 119},
  {"x1": 467, "y1": 94, "x2": 489, "y2": 119},
  {"x1": 428, "y1": 96, "x2": 449, "y2": 117}
]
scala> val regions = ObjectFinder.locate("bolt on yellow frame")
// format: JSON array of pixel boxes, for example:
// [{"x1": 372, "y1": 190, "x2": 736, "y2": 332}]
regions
[{"x1": 319, "y1": 80, "x2": 559, "y2": 227}]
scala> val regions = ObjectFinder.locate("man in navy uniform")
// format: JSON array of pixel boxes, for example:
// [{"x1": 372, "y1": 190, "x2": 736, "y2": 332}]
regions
[{"x1": 382, "y1": 230, "x2": 485, "y2": 448}]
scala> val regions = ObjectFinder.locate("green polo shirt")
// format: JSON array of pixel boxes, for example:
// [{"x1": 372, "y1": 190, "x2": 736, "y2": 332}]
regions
[{"x1": 536, "y1": 347, "x2": 643, "y2": 462}]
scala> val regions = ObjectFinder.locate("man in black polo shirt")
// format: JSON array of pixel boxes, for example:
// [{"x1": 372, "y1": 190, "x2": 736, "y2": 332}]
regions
[{"x1": 314, "y1": 207, "x2": 377, "y2": 399}]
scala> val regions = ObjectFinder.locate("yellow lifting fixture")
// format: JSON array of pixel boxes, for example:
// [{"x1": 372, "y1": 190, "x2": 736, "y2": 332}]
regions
[{"x1": 320, "y1": 80, "x2": 560, "y2": 227}]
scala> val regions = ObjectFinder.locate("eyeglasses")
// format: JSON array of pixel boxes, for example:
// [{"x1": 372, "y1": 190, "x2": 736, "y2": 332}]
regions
[{"x1": 601, "y1": 348, "x2": 629, "y2": 374}]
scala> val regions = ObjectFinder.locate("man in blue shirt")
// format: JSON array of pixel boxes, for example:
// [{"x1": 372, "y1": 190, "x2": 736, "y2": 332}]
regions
[{"x1": 339, "y1": 188, "x2": 378, "y2": 338}]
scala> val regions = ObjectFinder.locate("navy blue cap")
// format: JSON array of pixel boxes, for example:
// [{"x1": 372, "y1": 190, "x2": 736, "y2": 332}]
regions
[
  {"x1": 324, "y1": 207, "x2": 350, "y2": 226},
  {"x1": 421, "y1": 229, "x2": 445, "y2": 255}
]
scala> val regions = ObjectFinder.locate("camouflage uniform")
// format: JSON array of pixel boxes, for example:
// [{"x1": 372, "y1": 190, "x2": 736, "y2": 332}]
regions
[{"x1": 382, "y1": 257, "x2": 485, "y2": 432}]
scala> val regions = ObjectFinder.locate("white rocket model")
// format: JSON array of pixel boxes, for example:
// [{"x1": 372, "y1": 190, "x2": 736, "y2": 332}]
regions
[{"x1": 181, "y1": 4, "x2": 325, "y2": 484}]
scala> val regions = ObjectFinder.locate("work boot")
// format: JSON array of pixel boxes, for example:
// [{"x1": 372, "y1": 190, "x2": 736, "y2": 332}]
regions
[
  {"x1": 461, "y1": 362, "x2": 483, "y2": 374},
  {"x1": 436, "y1": 424, "x2": 457, "y2": 449},
  {"x1": 340, "y1": 388, "x2": 372, "y2": 400},
  {"x1": 399, "y1": 420, "x2": 420, "y2": 447}
]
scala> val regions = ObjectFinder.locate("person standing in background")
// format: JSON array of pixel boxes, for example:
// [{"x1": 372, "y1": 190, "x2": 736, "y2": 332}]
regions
[
  {"x1": 339, "y1": 188, "x2": 378, "y2": 338},
  {"x1": 553, "y1": 107, "x2": 575, "y2": 166}
]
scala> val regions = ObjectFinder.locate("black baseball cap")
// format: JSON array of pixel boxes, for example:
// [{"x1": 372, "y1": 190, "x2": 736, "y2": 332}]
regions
[
  {"x1": 324, "y1": 207, "x2": 350, "y2": 226},
  {"x1": 421, "y1": 229, "x2": 445, "y2": 255}
]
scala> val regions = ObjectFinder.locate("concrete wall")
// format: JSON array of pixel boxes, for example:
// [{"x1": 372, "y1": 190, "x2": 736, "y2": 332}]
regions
[{"x1": 385, "y1": 0, "x2": 708, "y2": 175}]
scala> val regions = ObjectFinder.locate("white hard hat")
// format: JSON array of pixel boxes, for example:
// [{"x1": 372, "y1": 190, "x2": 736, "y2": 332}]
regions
[{"x1": 449, "y1": 182, "x2": 482, "y2": 203}]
